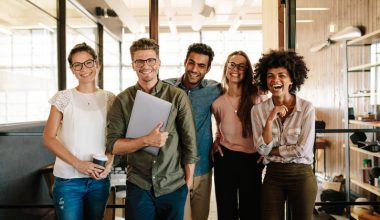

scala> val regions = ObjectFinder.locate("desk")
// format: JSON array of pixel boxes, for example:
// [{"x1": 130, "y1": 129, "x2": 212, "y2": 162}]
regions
[{"x1": 315, "y1": 138, "x2": 329, "y2": 177}]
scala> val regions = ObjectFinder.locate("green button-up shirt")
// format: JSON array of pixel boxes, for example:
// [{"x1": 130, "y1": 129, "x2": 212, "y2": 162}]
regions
[{"x1": 106, "y1": 80, "x2": 198, "y2": 197}]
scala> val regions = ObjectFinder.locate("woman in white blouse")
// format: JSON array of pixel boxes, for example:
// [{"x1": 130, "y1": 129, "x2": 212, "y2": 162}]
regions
[
  {"x1": 251, "y1": 49, "x2": 317, "y2": 220},
  {"x1": 43, "y1": 42, "x2": 115, "y2": 220}
]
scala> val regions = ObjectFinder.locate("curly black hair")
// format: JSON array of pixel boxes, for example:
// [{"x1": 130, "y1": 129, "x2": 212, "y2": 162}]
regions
[
  {"x1": 185, "y1": 43, "x2": 215, "y2": 68},
  {"x1": 253, "y1": 49, "x2": 309, "y2": 94}
]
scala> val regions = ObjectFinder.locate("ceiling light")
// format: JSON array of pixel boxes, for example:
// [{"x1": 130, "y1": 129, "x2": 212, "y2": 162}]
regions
[
  {"x1": 229, "y1": 17, "x2": 242, "y2": 33},
  {"x1": 296, "y1": 20, "x2": 314, "y2": 23},
  {"x1": 168, "y1": 18, "x2": 177, "y2": 35},
  {"x1": 329, "y1": 24, "x2": 335, "y2": 33},
  {"x1": 296, "y1": 8, "x2": 329, "y2": 11}
]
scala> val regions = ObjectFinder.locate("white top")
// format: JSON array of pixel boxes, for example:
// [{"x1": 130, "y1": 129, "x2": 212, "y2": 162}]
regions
[
  {"x1": 251, "y1": 96, "x2": 315, "y2": 165},
  {"x1": 49, "y1": 88, "x2": 115, "y2": 178}
]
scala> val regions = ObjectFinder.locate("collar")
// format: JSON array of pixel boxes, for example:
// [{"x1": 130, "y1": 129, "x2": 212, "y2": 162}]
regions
[
  {"x1": 177, "y1": 75, "x2": 206, "y2": 90},
  {"x1": 134, "y1": 80, "x2": 163, "y2": 95},
  {"x1": 269, "y1": 95, "x2": 301, "y2": 112}
]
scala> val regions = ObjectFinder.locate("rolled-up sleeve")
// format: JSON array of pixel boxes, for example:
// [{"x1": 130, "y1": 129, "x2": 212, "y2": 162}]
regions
[
  {"x1": 251, "y1": 104, "x2": 274, "y2": 156},
  {"x1": 176, "y1": 91, "x2": 199, "y2": 165},
  {"x1": 106, "y1": 96, "x2": 127, "y2": 153}
]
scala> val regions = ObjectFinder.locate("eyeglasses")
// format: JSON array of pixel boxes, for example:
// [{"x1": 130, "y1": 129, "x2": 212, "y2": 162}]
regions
[
  {"x1": 227, "y1": 62, "x2": 247, "y2": 71},
  {"x1": 133, "y1": 58, "x2": 157, "y2": 68},
  {"x1": 71, "y1": 59, "x2": 96, "y2": 71}
]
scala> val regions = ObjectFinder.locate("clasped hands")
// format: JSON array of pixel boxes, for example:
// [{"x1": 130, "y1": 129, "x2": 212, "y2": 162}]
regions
[{"x1": 74, "y1": 160, "x2": 112, "y2": 180}]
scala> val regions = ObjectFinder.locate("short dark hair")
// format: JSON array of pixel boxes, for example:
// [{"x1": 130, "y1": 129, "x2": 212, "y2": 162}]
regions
[
  {"x1": 185, "y1": 43, "x2": 214, "y2": 68},
  {"x1": 254, "y1": 49, "x2": 309, "y2": 93},
  {"x1": 130, "y1": 38, "x2": 159, "y2": 60},
  {"x1": 67, "y1": 42, "x2": 97, "y2": 66}
]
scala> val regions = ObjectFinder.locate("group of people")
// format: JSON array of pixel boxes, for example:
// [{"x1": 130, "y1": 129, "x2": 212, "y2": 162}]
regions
[{"x1": 43, "y1": 38, "x2": 317, "y2": 220}]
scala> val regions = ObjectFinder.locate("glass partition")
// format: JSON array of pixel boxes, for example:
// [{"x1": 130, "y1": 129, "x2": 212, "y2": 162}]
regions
[
  {"x1": 0, "y1": 0, "x2": 57, "y2": 123},
  {"x1": 66, "y1": 0, "x2": 98, "y2": 89},
  {"x1": 103, "y1": 31, "x2": 121, "y2": 94}
]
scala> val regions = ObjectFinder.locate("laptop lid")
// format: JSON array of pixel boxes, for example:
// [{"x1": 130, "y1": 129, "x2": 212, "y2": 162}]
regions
[{"x1": 126, "y1": 90, "x2": 172, "y2": 155}]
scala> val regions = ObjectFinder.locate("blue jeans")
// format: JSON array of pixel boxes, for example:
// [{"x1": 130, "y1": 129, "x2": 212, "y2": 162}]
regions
[
  {"x1": 52, "y1": 177, "x2": 110, "y2": 220},
  {"x1": 125, "y1": 181, "x2": 188, "y2": 220}
]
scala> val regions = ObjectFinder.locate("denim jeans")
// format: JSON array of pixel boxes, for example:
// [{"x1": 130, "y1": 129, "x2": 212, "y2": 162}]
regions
[
  {"x1": 125, "y1": 181, "x2": 188, "y2": 220},
  {"x1": 52, "y1": 177, "x2": 110, "y2": 220}
]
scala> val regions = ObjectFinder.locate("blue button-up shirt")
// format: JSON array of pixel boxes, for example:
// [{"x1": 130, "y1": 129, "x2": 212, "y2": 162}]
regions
[{"x1": 164, "y1": 77, "x2": 221, "y2": 176}]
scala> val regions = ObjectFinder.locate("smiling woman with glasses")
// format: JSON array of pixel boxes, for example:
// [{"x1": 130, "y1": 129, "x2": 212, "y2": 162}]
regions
[
  {"x1": 212, "y1": 51, "x2": 266, "y2": 220},
  {"x1": 43, "y1": 42, "x2": 115, "y2": 220}
]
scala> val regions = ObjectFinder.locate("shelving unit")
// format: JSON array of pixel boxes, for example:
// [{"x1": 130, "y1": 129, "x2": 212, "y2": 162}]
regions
[
  {"x1": 345, "y1": 29, "x2": 380, "y2": 219},
  {"x1": 349, "y1": 120, "x2": 380, "y2": 127}
]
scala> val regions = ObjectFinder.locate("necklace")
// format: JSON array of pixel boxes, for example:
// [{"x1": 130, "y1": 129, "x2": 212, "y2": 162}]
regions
[
  {"x1": 75, "y1": 89, "x2": 97, "y2": 106},
  {"x1": 226, "y1": 95, "x2": 239, "y2": 114}
]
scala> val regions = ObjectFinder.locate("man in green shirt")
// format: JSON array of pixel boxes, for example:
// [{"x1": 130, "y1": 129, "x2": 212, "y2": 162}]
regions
[{"x1": 106, "y1": 38, "x2": 198, "y2": 220}]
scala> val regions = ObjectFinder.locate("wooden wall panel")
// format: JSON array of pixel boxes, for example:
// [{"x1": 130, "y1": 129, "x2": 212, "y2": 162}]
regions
[{"x1": 296, "y1": 0, "x2": 380, "y2": 181}]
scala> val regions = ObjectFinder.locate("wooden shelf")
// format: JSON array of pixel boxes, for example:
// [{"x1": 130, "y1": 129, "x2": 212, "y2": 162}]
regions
[
  {"x1": 351, "y1": 212, "x2": 359, "y2": 220},
  {"x1": 348, "y1": 29, "x2": 380, "y2": 45},
  {"x1": 348, "y1": 62, "x2": 380, "y2": 72},
  {"x1": 350, "y1": 145, "x2": 380, "y2": 157},
  {"x1": 351, "y1": 212, "x2": 380, "y2": 220},
  {"x1": 351, "y1": 178, "x2": 380, "y2": 196},
  {"x1": 349, "y1": 120, "x2": 380, "y2": 127},
  {"x1": 349, "y1": 93, "x2": 375, "y2": 98}
]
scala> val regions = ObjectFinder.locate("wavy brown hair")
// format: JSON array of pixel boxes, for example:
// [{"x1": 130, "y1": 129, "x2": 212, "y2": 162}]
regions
[{"x1": 221, "y1": 51, "x2": 258, "y2": 138}]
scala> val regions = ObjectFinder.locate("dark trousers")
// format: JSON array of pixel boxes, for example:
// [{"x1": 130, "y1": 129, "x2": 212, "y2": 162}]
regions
[
  {"x1": 261, "y1": 163, "x2": 317, "y2": 220},
  {"x1": 214, "y1": 145, "x2": 264, "y2": 220},
  {"x1": 125, "y1": 181, "x2": 188, "y2": 220}
]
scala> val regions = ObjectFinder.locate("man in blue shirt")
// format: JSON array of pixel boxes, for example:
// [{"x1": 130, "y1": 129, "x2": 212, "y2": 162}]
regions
[{"x1": 165, "y1": 43, "x2": 221, "y2": 220}]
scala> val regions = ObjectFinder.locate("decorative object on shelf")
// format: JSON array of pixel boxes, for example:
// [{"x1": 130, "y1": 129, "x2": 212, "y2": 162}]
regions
[
  {"x1": 349, "y1": 107, "x2": 355, "y2": 120},
  {"x1": 316, "y1": 120, "x2": 326, "y2": 129},
  {"x1": 310, "y1": 26, "x2": 362, "y2": 52},
  {"x1": 350, "y1": 132, "x2": 367, "y2": 145},
  {"x1": 369, "y1": 167, "x2": 380, "y2": 186},
  {"x1": 319, "y1": 189, "x2": 346, "y2": 215},
  {"x1": 352, "y1": 197, "x2": 374, "y2": 216},
  {"x1": 358, "y1": 141, "x2": 380, "y2": 152}
]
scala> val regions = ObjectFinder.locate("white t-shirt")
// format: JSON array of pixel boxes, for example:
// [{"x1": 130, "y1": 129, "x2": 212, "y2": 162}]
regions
[{"x1": 49, "y1": 88, "x2": 115, "y2": 178}]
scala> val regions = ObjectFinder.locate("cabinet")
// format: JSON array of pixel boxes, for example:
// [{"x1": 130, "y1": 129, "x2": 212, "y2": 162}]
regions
[{"x1": 345, "y1": 29, "x2": 380, "y2": 219}]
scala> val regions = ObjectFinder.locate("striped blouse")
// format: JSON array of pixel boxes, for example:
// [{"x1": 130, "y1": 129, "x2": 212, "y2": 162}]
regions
[{"x1": 250, "y1": 96, "x2": 315, "y2": 165}]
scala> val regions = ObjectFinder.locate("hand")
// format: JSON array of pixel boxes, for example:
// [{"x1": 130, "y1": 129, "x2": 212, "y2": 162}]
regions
[
  {"x1": 256, "y1": 156, "x2": 264, "y2": 164},
  {"x1": 212, "y1": 140, "x2": 224, "y2": 158},
  {"x1": 268, "y1": 105, "x2": 288, "y2": 121},
  {"x1": 97, "y1": 163, "x2": 112, "y2": 179},
  {"x1": 186, "y1": 177, "x2": 193, "y2": 190},
  {"x1": 145, "y1": 122, "x2": 169, "y2": 147},
  {"x1": 73, "y1": 160, "x2": 105, "y2": 177}
]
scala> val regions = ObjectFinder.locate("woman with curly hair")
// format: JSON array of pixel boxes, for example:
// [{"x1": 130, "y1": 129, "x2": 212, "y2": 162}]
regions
[
  {"x1": 212, "y1": 51, "x2": 265, "y2": 220},
  {"x1": 251, "y1": 49, "x2": 317, "y2": 220}
]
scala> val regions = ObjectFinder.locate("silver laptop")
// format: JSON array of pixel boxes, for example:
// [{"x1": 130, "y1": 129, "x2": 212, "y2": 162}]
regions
[{"x1": 126, "y1": 90, "x2": 172, "y2": 155}]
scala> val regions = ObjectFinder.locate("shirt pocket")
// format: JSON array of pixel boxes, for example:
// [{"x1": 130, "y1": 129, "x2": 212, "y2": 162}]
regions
[{"x1": 286, "y1": 128, "x2": 301, "y2": 145}]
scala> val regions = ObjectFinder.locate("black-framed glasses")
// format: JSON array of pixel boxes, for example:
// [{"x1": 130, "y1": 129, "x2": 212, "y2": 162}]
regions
[
  {"x1": 227, "y1": 62, "x2": 247, "y2": 71},
  {"x1": 133, "y1": 58, "x2": 157, "y2": 68},
  {"x1": 71, "y1": 59, "x2": 96, "y2": 71}
]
